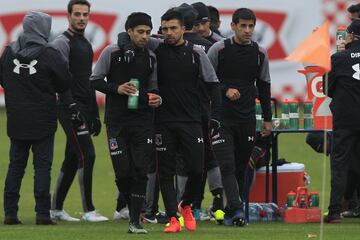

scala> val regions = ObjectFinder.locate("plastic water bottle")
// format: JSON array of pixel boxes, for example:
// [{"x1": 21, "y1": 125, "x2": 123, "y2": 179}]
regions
[
  {"x1": 128, "y1": 78, "x2": 139, "y2": 109},
  {"x1": 303, "y1": 100, "x2": 313, "y2": 129},
  {"x1": 309, "y1": 191, "x2": 320, "y2": 208},
  {"x1": 255, "y1": 99, "x2": 263, "y2": 131},
  {"x1": 336, "y1": 26, "x2": 347, "y2": 52},
  {"x1": 289, "y1": 100, "x2": 299, "y2": 129},
  {"x1": 281, "y1": 99, "x2": 290, "y2": 129},
  {"x1": 249, "y1": 203, "x2": 261, "y2": 222},
  {"x1": 261, "y1": 203, "x2": 278, "y2": 221}
]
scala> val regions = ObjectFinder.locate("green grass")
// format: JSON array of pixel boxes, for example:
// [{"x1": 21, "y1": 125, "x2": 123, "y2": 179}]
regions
[{"x1": 0, "y1": 108, "x2": 359, "y2": 240}]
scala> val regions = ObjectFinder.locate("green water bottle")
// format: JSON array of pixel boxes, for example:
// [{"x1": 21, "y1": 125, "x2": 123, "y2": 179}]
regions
[
  {"x1": 128, "y1": 78, "x2": 139, "y2": 110},
  {"x1": 281, "y1": 99, "x2": 290, "y2": 129},
  {"x1": 287, "y1": 191, "x2": 296, "y2": 208},
  {"x1": 255, "y1": 99, "x2": 262, "y2": 131},
  {"x1": 303, "y1": 100, "x2": 313, "y2": 129},
  {"x1": 271, "y1": 101, "x2": 276, "y2": 118},
  {"x1": 289, "y1": 100, "x2": 299, "y2": 129},
  {"x1": 336, "y1": 26, "x2": 347, "y2": 52},
  {"x1": 309, "y1": 191, "x2": 319, "y2": 208}
]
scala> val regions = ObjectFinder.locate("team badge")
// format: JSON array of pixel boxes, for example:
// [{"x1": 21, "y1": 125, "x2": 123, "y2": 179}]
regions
[
  {"x1": 109, "y1": 138, "x2": 118, "y2": 150},
  {"x1": 155, "y1": 134, "x2": 162, "y2": 146}
]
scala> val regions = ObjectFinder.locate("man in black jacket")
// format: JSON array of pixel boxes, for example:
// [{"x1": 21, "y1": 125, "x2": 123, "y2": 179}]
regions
[
  {"x1": 51, "y1": 0, "x2": 107, "y2": 222},
  {"x1": 118, "y1": 9, "x2": 221, "y2": 233},
  {"x1": 325, "y1": 19, "x2": 360, "y2": 223},
  {"x1": 91, "y1": 12, "x2": 161, "y2": 234},
  {"x1": 0, "y1": 11, "x2": 71, "y2": 225},
  {"x1": 174, "y1": 3, "x2": 224, "y2": 223},
  {"x1": 207, "y1": 8, "x2": 272, "y2": 226}
]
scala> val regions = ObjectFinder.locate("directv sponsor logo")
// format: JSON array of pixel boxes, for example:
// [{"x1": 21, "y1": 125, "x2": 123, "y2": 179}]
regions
[
  {"x1": 212, "y1": 139, "x2": 225, "y2": 145},
  {"x1": 351, "y1": 52, "x2": 360, "y2": 58},
  {"x1": 77, "y1": 130, "x2": 89, "y2": 136},
  {"x1": 110, "y1": 150, "x2": 122, "y2": 156},
  {"x1": 156, "y1": 147, "x2": 167, "y2": 152}
]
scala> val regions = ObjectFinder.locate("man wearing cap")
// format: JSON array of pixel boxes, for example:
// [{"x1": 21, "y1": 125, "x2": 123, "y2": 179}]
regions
[
  {"x1": 118, "y1": 8, "x2": 221, "y2": 233},
  {"x1": 192, "y1": 2, "x2": 224, "y2": 44},
  {"x1": 207, "y1": 8, "x2": 272, "y2": 226},
  {"x1": 208, "y1": 5, "x2": 223, "y2": 36},
  {"x1": 91, "y1": 12, "x2": 161, "y2": 233},
  {"x1": 336, "y1": 4, "x2": 360, "y2": 52},
  {"x1": 174, "y1": 3, "x2": 225, "y2": 223},
  {"x1": 1, "y1": 11, "x2": 71, "y2": 225},
  {"x1": 325, "y1": 19, "x2": 360, "y2": 223}
]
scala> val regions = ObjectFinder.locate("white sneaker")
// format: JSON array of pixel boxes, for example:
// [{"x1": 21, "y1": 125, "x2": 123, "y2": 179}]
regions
[
  {"x1": 113, "y1": 208, "x2": 129, "y2": 220},
  {"x1": 82, "y1": 210, "x2": 109, "y2": 222},
  {"x1": 50, "y1": 210, "x2": 80, "y2": 222}
]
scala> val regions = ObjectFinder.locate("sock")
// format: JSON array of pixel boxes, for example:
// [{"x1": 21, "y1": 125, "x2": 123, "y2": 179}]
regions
[{"x1": 211, "y1": 188, "x2": 224, "y2": 211}]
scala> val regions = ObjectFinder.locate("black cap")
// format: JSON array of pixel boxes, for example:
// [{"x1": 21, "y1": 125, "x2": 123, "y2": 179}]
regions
[
  {"x1": 125, "y1": 12, "x2": 153, "y2": 31},
  {"x1": 348, "y1": 3, "x2": 360, "y2": 14},
  {"x1": 347, "y1": 19, "x2": 360, "y2": 37},
  {"x1": 191, "y1": 2, "x2": 210, "y2": 24},
  {"x1": 174, "y1": 3, "x2": 198, "y2": 30}
]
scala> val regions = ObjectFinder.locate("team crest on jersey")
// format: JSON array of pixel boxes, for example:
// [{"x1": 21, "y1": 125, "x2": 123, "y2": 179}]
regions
[
  {"x1": 109, "y1": 138, "x2": 118, "y2": 150},
  {"x1": 155, "y1": 134, "x2": 162, "y2": 146}
]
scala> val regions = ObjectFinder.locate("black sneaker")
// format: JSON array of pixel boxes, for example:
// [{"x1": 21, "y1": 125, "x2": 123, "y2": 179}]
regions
[
  {"x1": 156, "y1": 212, "x2": 169, "y2": 224},
  {"x1": 143, "y1": 213, "x2": 157, "y2": 224},
  {"x1": 36, "y1": 216, "x2": 57, "y2": 225},
  {"x1": 324, "y1": 213, "x2": 341, "y2": 223},
  {"x1": 4, "y1": 216, "x2": 22, "y2": 225},
  {"x1": 128, "y1": 222, "x2": 148, "y2": 234}
]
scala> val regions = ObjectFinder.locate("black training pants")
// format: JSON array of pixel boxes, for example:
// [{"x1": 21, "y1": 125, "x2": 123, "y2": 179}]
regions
[
  {"x1": 329, "y1": 129, "x2": 360, "y2": 214},
  {"x1": 156, "y1": 122, "x2": 204, "y2": 218},
  {"x1": 52, "y1": 109, "x2": 95, "y2": 212},
  {"x1": 212, "y1": 121, "x2": 256, "y2": 213}
]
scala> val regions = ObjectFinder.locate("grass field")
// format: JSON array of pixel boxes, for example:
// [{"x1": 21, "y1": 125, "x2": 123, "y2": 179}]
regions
[{"x1": 0, "y1": 108, "x2": 359, "y2": 240}]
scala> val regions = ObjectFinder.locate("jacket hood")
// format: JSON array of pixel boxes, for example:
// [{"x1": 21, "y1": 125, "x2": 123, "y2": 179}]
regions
[{"x1": 11, "y1": 11, "x2": 52, "y2": 59}]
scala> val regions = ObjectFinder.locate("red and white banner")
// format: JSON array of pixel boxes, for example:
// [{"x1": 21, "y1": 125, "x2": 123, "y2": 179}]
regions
[{"x1": 0, "y1": 0, "x2": 355, "y2": 111}]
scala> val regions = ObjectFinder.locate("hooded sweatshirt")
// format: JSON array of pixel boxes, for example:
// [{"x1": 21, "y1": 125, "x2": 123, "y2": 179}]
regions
[{"x1": 0, "y1": 11, "x2": 71, "y2": 140}]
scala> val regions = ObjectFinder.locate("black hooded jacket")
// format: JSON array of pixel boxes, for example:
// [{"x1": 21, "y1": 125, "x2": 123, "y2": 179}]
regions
[
  {"x1": 328, "y1": 40, "x2": 360, "y2": 129},
  {"x1": 0, "y1": 11, "x2": 71, "y2": 140}
]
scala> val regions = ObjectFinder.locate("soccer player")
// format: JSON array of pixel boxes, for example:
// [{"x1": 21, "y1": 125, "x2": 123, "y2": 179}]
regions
[
  {"x1": 174, "y1": 3, "x2": 224, "y2": 223},
  {"x1": 118, "y1": 8, "x2": 221, "y2": 233},
  {"x1": 1, "y1": 11, "x2": 71, "y2": 225},
  {"x1": 51, "y1": 0, "x2": 108, "y2": 222},
  {"x1": 208, "y1": 8, "x2": 272, "y2": 226},
  {"x1": 192, "y1": 2, "x2": 224, "y2": 44},
  {"x1": 325, "y1": 19, "x2": 360, "y2": 223},
  {"x1": 208, "y1": 5, "x2": 223, "y2": 36},
  {"x1": 91, "y1": 12, "x2": 161, "y2": 233}
]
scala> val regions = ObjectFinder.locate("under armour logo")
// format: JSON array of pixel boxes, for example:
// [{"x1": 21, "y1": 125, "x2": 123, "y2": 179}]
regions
[
  {"x1": 13, "y1": 59, "x2": 38, "y2": 75},
  {"x1": 248, "y1": 136, "x2": 254, "y2": 142},
  {"x1": 352, "y1": 63, "x2": 360, "y2": 80},
  {"x1": 147, "y1": 138, "x2": 153, "y2": 144},
  {"x1": 197, "y1": 138, "x2": 204, "y2": 143}
]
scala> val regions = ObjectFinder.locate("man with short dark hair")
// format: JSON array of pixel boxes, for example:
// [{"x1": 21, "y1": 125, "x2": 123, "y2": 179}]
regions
[
  {"x1": 156, "y1": 9, "x2": 221, "y2": 233},
  {"x1": 208, "y1": 8, "x2": 271, "y2": 226},
  {"x1": 348, "y1": 3, "x2": 360, "y2": 21},
  {"x1": 208, "y1": 5, "x2": 222, "y2": 36},
  {"x1": 1, "y1": 11, "x2": 71, "y2": 225},
  {"x1": 174, "y1": 3, "x2": 224, "y2": 223},
  {"x1": 91, "y1": 12, "x2": 160, "y2": 234},
  {"x1": 118, "y1": 8, "x2": 221, "y2": 233},
  {"x1": 192, "y1": 2, "x2": 224, "y2": 44},
  {"x1": 51, "y1": 0, "x2": 108, "y2": 222}
]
